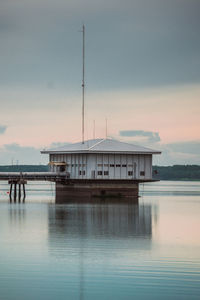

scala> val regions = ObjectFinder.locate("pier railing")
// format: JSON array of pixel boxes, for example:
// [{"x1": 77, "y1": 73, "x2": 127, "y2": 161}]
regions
[{"x1": 0, "y1": 172, "x2": 68, "y2": 181}]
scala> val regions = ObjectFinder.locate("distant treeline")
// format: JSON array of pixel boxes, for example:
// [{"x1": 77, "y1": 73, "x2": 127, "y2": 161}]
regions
[
  {"x1": 153, "y1": 165, "x2": 200, "y2": 180},
  {"x1": 0, "y1": 164, "x2": 200, "y2": 180}
]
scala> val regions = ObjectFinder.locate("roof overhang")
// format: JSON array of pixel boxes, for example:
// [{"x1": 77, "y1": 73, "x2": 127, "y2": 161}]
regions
[
  {"x1": 41, "y1": 138, "x2": 162, "y2": 155},
  {"x1": 42, "y1": 150, "x2": 161, "y2": 155}
]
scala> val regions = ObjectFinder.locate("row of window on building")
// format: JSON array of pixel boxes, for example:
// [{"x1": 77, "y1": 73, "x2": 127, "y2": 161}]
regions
[
  {"x1": 98, "y1": 164, "x2": 135, "y2": 168},
  {"x1": 96, "y1": 171, "x2": 135, "y2": 176},
  {"x1": 78, "y1": 171, "x2": 145, "y2": 176},
  {"x1": 65, "y1": 163, "x2": 136, "y2": 168}
]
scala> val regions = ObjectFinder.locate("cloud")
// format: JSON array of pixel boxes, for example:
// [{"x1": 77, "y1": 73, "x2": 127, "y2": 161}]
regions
[
  {"x1": 166, "y1": 141, "x2": 200, "y2": 155},
  {"x1": 48, "y1": 142, "x2": 71, "y2": 149},
  {"x1": 0, "y1": 125, "x2": 7, "y2": 134},
  {"x1": 153, "y1": 146, "x2": 200, "y2": 166},
  {"x1": 119, "y1": 130, "x2": 161, "y2": 143},
  {"x1": 150, "y1": 140, "x2": 200, "y2": 165},
  {"x1": 0, "y1": 141, "x2": 71, "y2": 164},
  {"x1": 116, "y1": 131, "x2": 200, "y2": 165},
  {"x1": 0, "y1": 143, "x2": 48, "y2": 165},
  {"x1": 0, "y1": 0, "x2": 200, "y2": 90}
]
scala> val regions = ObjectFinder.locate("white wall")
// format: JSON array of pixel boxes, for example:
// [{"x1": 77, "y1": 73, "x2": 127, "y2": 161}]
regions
[{"x1": 49, "y1": 153, "x2": 152, "y2": 180}]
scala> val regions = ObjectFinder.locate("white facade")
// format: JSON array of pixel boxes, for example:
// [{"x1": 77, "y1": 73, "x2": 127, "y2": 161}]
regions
[{"x1": 41, "y1": 139, "x2": 161, "y2": 181}]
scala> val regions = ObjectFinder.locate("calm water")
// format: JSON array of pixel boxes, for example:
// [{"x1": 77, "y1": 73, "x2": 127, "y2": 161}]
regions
[{"x1": 0, "y1": 181, "x2": 200, "y2": 300}]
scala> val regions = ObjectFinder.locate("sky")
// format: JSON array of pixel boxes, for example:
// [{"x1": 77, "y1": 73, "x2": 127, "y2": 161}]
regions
[{"x1": 0, "y1": 0, "x2": 200, "y2": 165}]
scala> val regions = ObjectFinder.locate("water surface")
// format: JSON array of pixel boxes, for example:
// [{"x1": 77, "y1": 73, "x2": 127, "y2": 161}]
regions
[{"x1": 0, "y1": 181, "x2": 200, "y2": 299}]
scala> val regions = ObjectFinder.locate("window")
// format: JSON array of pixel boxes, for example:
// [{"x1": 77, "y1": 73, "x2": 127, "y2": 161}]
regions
[
  {"x1": 116, "y1": 164, "x2": 121, "y2": 167},
  {"x1": 79, "y1": 170, "x2": 85, "y2": 175},
  {"x1": 128, "y1": 171, "x2": 133, "y2": 176},
  {"x1": 98, "y1": 171, "x2": 102, "y2": 175},
  {"x1": 128, "y1": 164, "x2": 133, "y2": 167},
  {"x1": 98, "y1": 164, "x2": 103, "y2": 167},
  {"x1": 110, "y1": 164, "x2": 114, "y2": 167},
  {"x1": 140, "y1": 171, "x2": 145, "y2": 176},
  {"x1": 104, "y1": 164, "x2": 109, "y2": 167},
  {"x1": 71, "y1": 164, "x2": 74, "y2": 167},
  {"x1": 122, "y1": 164, "x2": 127, "y2": 167},
  {"x1": 104, "y1": 171, "x2": 109, "y2": 176}
]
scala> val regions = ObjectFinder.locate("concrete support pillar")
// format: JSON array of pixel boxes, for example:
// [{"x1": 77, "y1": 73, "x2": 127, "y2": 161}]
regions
[
  {"x1": 9, "y1": 184, "x2": 13, "y2": 203},
  {"x1": 56, "y1": 180, "x2": 139, "y2": 203},
  {"x1": 23, "y1": 184, "x2": 26, "y2": 202},
  {"x1": 18, "y1": 183, "x2": 21, "y2": 202},
  {"x1": 14, "y1": 183, "x2": 17, "y2": 203}
]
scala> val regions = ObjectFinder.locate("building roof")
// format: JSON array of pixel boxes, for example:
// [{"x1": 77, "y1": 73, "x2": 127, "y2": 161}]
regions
[{"x1": 41, "y1": 138, "x2": 161, "y2": 155}]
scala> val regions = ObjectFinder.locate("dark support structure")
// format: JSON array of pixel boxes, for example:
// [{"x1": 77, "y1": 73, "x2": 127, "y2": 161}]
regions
[
  {"x1": 18, "y1": 183, "x2": 21, "y2": 202},
  {"x1": 56, "y1": 179, "x2": 140, "y2": 203},
  {"x1": 14, "y1": 183, "x2": 17, "y2": 203},
  {"x1": 8, "y1": 179, "x2": 27, "y2": 203},
  {"x1": 9, "y1": 184, "x2": 13, "y2": 203},
  {"x1": 23, "y1": 184, "x2": 26, "y2": 203}
]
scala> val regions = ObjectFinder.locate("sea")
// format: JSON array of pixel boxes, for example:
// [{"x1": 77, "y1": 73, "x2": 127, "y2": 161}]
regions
[{"x1": 0, "y1": 181, "x2": 200, "y2": 300}]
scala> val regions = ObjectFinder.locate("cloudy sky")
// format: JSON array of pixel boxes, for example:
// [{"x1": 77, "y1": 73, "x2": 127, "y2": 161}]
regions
[{"x1": 0, "y1": 0, "x2": 200, "y2": 165}]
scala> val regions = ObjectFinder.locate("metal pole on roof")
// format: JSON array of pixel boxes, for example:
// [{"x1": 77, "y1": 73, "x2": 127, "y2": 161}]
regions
[
  {"x1": 81, "y1": 24, "x2": 85, "y2": 144},
  {"x1": 93, "y1": 120, "x2": 95, "y2": 139},
  {"x1": 105, "y1": 118, "x2": 108, "y2": 139}
]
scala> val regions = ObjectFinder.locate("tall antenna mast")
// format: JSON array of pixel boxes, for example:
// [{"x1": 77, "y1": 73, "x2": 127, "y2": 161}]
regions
[{"x1": 81, "y1": 24, "x2": 85, "y2": 144}]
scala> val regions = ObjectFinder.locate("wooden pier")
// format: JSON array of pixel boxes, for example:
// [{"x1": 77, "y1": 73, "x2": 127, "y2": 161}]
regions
[{"x1": 0, "y1": 172, "x2": 69, "y2": 203}]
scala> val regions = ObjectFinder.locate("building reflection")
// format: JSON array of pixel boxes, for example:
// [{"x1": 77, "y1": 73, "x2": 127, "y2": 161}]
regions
[
  {"x1": 48, "y1": 201, "x2": 152, "y2": 240},
  {"x1": 48, "y1": 199, "x2": 155, "y2": 300}
]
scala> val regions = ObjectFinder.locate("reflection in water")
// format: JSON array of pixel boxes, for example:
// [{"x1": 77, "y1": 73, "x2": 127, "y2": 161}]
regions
[
  {"x1": 9, "y1": 204, "x2": 26, "y2": 227},
  {"x1": 48, "y1": 202, "x2": 152, "y2": 241},
  {"x1": 48, "y1": 201, "x2": 153, "y2": 300},
  {"x1": 1, "y1": 181, "x2": 200, "y2": 300}
]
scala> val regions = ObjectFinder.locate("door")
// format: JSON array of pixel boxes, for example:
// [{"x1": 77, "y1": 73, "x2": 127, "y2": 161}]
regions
[{"x1": 91, "y1": 170, "x2": 95, "y2": 179}]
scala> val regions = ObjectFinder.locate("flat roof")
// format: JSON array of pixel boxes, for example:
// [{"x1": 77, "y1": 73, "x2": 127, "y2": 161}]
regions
[{"x1": 41, "y1": 138, "x2": 161, "y2": 155}]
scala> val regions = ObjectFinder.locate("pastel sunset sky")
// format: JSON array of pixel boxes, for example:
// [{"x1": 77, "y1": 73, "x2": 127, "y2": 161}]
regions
[{"x1": 0, "y1": 0, "x2": 200, "y2": 165}]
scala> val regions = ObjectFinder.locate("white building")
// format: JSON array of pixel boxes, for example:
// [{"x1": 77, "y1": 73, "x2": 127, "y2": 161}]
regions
[{"x1": 41, "y1": 138, "x2": 161, "y2": 181}]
